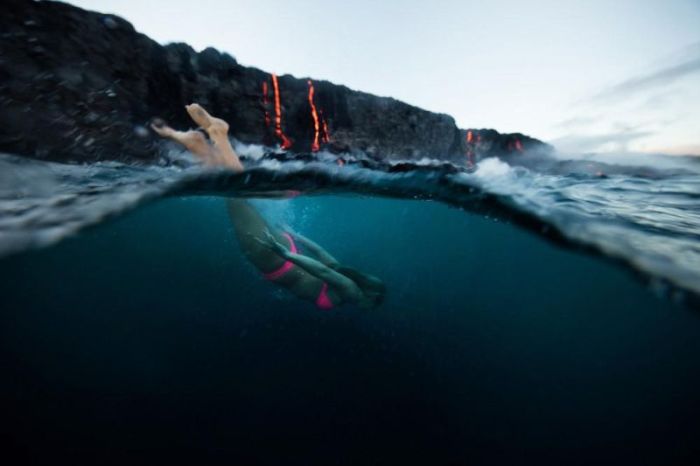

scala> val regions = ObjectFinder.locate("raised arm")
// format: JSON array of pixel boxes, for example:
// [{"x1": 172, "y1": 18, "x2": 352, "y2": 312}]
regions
[
  {"x1": 288, "y1": 231, "x2": 340, "y2": 267},
  {"x1": 287, "y1": 252, "x2": 361, "y2": 297},
  {"x1": 260, "y1": 231, "x2": 361, "y2": 301}
]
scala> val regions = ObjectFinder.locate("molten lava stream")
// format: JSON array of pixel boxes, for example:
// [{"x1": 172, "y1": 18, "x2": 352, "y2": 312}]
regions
[
  {"x1": 271, "y1": 73, "x2": 292, "y2": 149},
  {"x1": 307, "y1": 80, "x2": 321, "y2": 152},
  {"x1": 261, "y1": 81, "x2": 271, "y2": 128},
  {"x1": 465, "y1": 130, "x2": 475, "y2": 166},
  {"x1": 320, "y1": 110, "x2": 330, "y2": 143}
]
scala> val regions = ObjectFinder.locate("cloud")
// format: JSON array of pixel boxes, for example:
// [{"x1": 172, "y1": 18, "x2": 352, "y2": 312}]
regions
[
  {"x1": 552, "y1": 43, "x2": 700, "y2": 155},
  {"x1": 555, "y1": 115, "x2": 598, "y2": 129},
  {"x1": 590, "y1": 44, "x2": 700, "y2": 102}
]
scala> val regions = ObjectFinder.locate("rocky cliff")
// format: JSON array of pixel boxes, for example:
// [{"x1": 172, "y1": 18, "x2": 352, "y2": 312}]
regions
[{"x1": 0, "y1": 0, "x2": 551, "y2": 165}]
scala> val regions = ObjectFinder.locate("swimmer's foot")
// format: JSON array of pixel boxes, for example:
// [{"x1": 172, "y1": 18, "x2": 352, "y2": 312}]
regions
[
  {"x1": 150, "y1": 118, "x2": 212, "y2": 161},
  {"x1": 185, "y1": 103, "x2": 229, "y2": 136}
]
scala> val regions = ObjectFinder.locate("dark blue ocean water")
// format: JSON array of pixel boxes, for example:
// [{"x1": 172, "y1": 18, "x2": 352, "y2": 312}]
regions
[{"x1": 2, "y1": 192, "x2": 700, "y2": 465}]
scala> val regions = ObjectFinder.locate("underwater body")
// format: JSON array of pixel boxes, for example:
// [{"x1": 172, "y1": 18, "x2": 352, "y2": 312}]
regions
[{"x1": 1, "y1": 148, "x2": 700, "y2": 464}]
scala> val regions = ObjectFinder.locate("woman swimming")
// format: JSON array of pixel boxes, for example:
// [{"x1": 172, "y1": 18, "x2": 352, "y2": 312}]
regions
[{"x1": 151, "y1": 104, "x2": 385, "y2": 309}]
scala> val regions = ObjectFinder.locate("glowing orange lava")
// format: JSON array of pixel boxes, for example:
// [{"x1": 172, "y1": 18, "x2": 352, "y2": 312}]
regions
[
  {"x1": 465, "y1": 130, "x2": 475, "y2": 166},
  {"x1": 262, "y1": 81, "x2": 269, "y2": 104},
  {"x1": 515, "y1": 139, "x2": 524, "y2": 152},
  {"x1": 320, "y1": 110, "x2": 330, "y2": 143},
  {"x1": 271, "y1": 73, "x2": 292, "y2": 149},
  {"x1": 261, "y1": 81, "x2": 270, "y2": 127},
  {"x1": 307, "y1": 80, "x2": 321, "y2": 152}
]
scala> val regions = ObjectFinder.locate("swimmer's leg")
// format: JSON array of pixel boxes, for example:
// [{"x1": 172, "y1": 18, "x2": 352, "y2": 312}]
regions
[
  {"x1": 150, "y1": 121, "x2": 214, "y2": 162},
  {"x1": 185, "y1": 104, "x2": 244, "y2": 172},
  {"x1": 227, "y1": 199, "x2": 276, "y2": 240},
  {"x1": 185, "y1": 103, "x2": 227, "y2": 133},
  {"x1": 227, "y1": 198, "x2": 287, "y2": 270}
]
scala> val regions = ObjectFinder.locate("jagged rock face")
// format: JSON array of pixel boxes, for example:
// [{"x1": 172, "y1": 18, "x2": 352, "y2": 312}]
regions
[
  {"x1": 0, "y1": 0, "x2": 160, "y2": 161},
  {"x1": 0, "y1": 0, "x2": 551, "y2": 164}
]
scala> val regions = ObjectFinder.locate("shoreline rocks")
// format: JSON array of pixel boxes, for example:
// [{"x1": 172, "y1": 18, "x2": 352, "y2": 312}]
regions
[{"x1": 0, "y1": 0, "x2": 551, "y2": 165}]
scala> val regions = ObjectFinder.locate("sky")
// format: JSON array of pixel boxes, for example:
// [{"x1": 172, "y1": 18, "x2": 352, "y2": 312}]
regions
[{"x1": 70, "y1": 0, "x2": 700, "y2": 155}]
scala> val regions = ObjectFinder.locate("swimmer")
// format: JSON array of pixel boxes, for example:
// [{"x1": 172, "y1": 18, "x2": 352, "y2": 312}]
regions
[
  {"x1": 151, "y1": 104, "x2": 385, "y2": 309},
  {"x1": 151, "y1": 104, "x2": 243, "y2": 171}
]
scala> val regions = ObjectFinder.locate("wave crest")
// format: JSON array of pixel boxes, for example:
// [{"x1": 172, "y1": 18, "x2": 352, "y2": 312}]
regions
[{"x1": 1, "y1": 150, "x2": 699, "y2": 304}]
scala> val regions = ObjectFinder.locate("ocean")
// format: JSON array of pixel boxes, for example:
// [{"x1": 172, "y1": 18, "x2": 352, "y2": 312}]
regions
[{"x1": 1, "y1": 149, "x2": 700, "y2": 464}]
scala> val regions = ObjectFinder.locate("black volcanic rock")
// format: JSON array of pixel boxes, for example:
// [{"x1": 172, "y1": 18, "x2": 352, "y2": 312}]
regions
[{"x1": 0, "y1": 0, "x2": 552, "y2": 165}]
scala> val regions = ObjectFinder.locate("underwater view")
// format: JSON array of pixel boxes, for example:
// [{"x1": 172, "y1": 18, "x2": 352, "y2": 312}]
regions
[
  {"x1": 2, "y1": 0, "x2": 700, "y2": 464},
  {"x1": 2, "y1": 150, "x2": 700, "y2": 464}
]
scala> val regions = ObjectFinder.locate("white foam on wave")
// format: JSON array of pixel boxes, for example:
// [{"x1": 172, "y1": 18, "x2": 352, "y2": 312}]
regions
[
  {"x1": 396, "y1": 157, "x2": 445, "y2": 167},
  {"x1": 232, "y1": 139, "x2": 268, "y2": 161},
  {"x1": 474, "y1": 157, "x2": 513, "y2": 178},
  {"x1": 0, "y1": 153, "x2": 189, "y2": 257}
]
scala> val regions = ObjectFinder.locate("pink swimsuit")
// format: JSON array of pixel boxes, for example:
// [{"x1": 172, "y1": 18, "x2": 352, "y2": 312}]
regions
[{"x1": 263, "y1": 232, "x2": 334, "y2": 310}]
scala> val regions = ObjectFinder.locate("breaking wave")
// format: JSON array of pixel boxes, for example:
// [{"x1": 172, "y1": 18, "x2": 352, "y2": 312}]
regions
[{"x1": 1, "y1": 146, "x2": 699, "y2": 303}]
